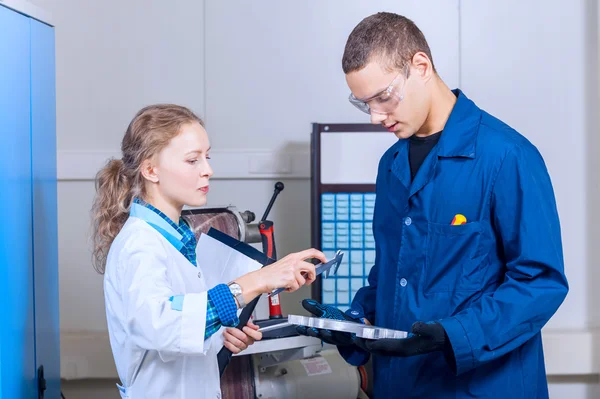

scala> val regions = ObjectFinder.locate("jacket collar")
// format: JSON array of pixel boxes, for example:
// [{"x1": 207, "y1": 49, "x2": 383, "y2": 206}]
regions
[
  {"x1": 130, "y1": 198, "x2": 197, "y2": 266},
  {"x1": 436, "y1": 89, "x2": 482, "y2": 159}
]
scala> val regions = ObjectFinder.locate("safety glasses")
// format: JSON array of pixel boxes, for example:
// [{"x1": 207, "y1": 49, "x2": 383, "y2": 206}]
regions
[{"x1": 348, "y1": 66, "x2": 408, "y2": 115}]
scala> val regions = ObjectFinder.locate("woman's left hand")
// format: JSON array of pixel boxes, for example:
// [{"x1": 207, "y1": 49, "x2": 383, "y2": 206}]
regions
[{"x1": 223, "y1": 321, "x2": 263, "y2": 354}]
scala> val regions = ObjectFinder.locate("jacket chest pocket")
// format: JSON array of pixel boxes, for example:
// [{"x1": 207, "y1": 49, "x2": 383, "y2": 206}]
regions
[{"x1": 424, "y1": 221, "x2": 484, "y2": 293}]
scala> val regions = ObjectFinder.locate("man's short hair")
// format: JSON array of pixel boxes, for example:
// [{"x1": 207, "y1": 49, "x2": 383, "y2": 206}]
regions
[{"x1": 342, "y1": 12, "x2": 435, "y2": 74}]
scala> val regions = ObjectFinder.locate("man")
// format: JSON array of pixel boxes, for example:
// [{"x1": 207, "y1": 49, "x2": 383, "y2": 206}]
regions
[{"x1": 297, "y1": 12, "x2": 568, "y2": 398}]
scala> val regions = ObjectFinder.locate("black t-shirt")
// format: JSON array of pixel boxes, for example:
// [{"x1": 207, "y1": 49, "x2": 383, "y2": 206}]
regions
[{"x1": 409, "y1": 131, "x2": 442, "y2": 180}]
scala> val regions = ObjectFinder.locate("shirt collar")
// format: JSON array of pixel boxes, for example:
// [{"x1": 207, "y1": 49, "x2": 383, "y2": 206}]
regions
[
  {"x1": 435, "y1": 89, "x2": 482, "y2": 159},
  {"x1": 130, "y1": 198, "x2": 197, "y2": 266}
]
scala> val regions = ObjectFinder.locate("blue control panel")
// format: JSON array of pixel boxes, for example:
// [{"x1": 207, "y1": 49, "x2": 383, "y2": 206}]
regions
[{"x1": 320, "y1": 193, "x2": 376, "y2": 311}]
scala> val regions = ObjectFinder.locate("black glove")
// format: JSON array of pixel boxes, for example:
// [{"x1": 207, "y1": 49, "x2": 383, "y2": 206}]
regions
[
  {"x1": 295, "y1": 299, "x2": 363, "y2": 346},
  {"x1": 354, "y1": 321, "x2": 452, "y2": 359}
]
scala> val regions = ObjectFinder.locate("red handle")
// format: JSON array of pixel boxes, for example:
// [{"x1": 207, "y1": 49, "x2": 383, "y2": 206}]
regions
[
  {"x1": 259, "y1": 221, "x2": 276, "y2": 259},
  {"x1": 260, "y1": 220, "x2": 282, "y2": 319}
]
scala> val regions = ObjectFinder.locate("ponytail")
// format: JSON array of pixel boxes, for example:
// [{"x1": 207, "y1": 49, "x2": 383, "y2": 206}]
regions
[{"x1": 91, "y1": 158, "x2": 134, "y2": 274}]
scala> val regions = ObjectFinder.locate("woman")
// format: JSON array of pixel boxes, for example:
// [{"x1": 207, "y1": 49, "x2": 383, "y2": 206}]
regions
[{"x1": 92, "y1": 104, "x2": 324, "y2": 398}]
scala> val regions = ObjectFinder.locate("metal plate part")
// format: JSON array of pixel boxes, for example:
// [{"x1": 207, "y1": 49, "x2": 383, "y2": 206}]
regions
[
  {"x1": 269, "y1": 251, "x2": 344, "y2": 297},
  {"x1": 287, "y1": 315, "x2": 408, "y2": 340},
  {"x1": 359, "y1": 326, "x2": 408, "y2": 340},
  {"x1": 318, "y1": 250, "x2": 343, "y2": 278}
]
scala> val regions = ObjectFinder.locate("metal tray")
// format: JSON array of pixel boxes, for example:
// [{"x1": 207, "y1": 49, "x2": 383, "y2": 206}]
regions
[{"x1": 287, "y1": 314, "x2": 408, "y2": 340}]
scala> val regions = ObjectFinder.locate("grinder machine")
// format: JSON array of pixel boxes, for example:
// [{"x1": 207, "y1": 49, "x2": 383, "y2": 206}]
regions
[{"x1": 182, "y1": 182, "x2": 369, "y2": 399}]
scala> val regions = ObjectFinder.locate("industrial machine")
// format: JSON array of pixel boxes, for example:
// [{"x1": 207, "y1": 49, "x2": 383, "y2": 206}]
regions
[
  {"x1": 183, "y1": 205, "x2": 261, "y2": 244},
  {"x1": 183, "y1": 183, "x2": 369, "y2": 399},
  {"x1": 225, "y1": 346, "x2": 367, "y2": 399},
  {"x1": 183, "y1": 181, "x2": 286, "y2": 321}
]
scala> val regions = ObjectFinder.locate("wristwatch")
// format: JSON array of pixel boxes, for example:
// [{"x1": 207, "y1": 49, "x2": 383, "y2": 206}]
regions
[{"x1": 227, "y1": 282, "x2": 246, "y2": 309}]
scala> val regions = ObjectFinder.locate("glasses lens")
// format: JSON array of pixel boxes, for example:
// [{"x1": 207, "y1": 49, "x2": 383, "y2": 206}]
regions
[
  {"x1": 348, "y1": 94, "x2": 371, "y2": 114},
  {"x1": 368, "y1": 91, "x2": 401, "y2": 114}
]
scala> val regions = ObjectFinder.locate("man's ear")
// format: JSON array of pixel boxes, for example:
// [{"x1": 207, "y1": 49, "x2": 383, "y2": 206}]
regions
[
  {"x1": 141, "y1": 159, "x2": 159, "y2": 183},
  {"x1": 411, "y1": 52, "x2": 434, "y2": 82}
]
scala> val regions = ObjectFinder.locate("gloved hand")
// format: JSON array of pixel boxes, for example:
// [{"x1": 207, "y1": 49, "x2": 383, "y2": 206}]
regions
[
  {"x1": 354, "y1": 321, "x2": 452, "y2": 358},
  {"x1": 295, "y1": 299, "x2": 363, "y2": 346}
]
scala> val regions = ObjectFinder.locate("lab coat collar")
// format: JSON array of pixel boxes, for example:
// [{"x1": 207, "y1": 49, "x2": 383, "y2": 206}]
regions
[
  {"x1": 436, "y1": 89, "x2": 482, "y2": 159},
  {"x1": 129, "y1": 199, "x2": 197, "y2": 266},
  {"x1": 130, "y1": 202, "x2": 183, "y2": 244}
]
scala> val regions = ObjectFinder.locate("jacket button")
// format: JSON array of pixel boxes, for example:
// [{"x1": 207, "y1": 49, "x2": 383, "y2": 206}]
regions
[
  {"x1": 198, "y1": 271, "x2": 202, "y2": 278},
  {"x1": 404, "y1": 217, "x2": 412, "y2": 226},
  {"x1": 400, "y1": 278, "x2": 407, "y2": 287}
]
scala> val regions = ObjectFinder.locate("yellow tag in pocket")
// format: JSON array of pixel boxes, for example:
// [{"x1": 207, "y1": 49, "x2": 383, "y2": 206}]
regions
[{"x1": 451, "y1": 214, "x2": 467, "y2": 225}]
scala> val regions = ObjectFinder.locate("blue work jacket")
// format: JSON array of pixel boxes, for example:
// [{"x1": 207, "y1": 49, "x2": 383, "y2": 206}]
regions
[{"x1": 341, "y1": 90, "x2": 568, "y2": 398}]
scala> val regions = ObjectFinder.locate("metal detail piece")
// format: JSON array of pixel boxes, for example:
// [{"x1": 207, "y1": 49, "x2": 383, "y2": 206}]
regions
[
  {"x1": 268, "y1": 251, "x2": 343, "y2": 297},
  {"x1": 287, "y1": 314, "x2": 408, "y2": 340},
  {"x1": 317, "y1": 250, "x2": 343, "y2": 278}
]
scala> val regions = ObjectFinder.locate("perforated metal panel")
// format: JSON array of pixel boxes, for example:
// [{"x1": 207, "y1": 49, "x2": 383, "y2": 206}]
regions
[{"x1": 319, "y1": 193, "x2": 376, "y2": 311}]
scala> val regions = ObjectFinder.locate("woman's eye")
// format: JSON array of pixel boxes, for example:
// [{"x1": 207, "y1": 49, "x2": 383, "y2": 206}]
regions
[
  {"x1": 187, "y1": 159, "x2": 198, "y2": 165},
  {"x1": 206, "y1": 155, "x2": 211, "y2": 160}
]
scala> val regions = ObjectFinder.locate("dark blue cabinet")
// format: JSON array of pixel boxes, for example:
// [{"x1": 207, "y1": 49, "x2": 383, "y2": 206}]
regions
[{"x1": 0, "y1": 4, "x2": 60, "y2": 399}]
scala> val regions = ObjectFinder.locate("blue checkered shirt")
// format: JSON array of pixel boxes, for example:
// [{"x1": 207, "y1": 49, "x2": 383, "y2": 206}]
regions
[
  {"x1": 132, "y1": 198, "x2": 239, "y2": 340},
  {"x1": 205, "y1": 284, "x2": 240, "y2": 339}
]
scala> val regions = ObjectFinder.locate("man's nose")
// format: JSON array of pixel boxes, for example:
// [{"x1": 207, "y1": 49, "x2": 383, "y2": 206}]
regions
[{"x1": 370, "y1": 111, "x2": 387, "y2": 125}]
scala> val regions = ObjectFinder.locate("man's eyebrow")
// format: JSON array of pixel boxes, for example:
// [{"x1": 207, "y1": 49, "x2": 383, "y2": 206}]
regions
[{"x1": 359, "y1": 87, "x2": 386, "y2": 101}]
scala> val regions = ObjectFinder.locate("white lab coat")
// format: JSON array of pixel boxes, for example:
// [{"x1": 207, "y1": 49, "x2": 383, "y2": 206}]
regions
[{"x1": 104, "y1": 216, "x2": 255, "y2": 399}]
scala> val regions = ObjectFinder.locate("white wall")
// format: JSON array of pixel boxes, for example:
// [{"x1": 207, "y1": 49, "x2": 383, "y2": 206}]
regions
[
  {"x1": 54, "y1": 0, "x2": 599, "y2": 397},
  {"x1": 203, "y1": 1, "x2": 459, "y2": 151},
  {"x1": 55, "y1": 1, "x2": 206, "y2": 153},
  {"x1": 460, "y1": 0, "x2": 599, "y2": 331},
  {"x1": 460, "y1": 0, "x2": 599, "y2": 396}
]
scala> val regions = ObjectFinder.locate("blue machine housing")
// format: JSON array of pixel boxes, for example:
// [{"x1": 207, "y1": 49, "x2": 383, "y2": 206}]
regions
[{"x1": 0, "y1": 4, "x2": 60, "y2": 398}]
